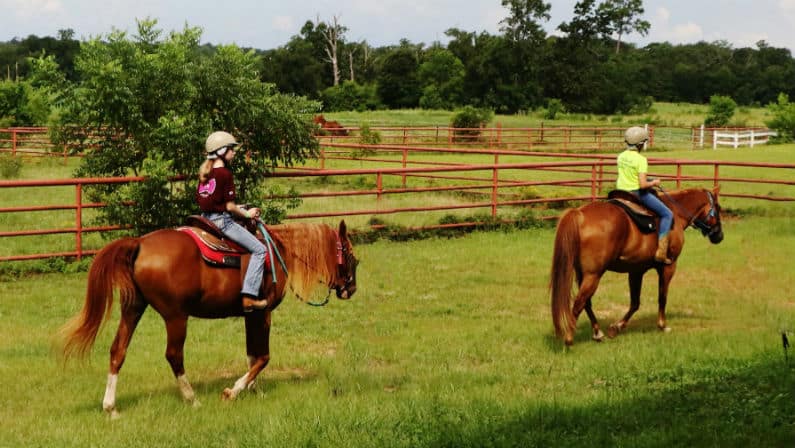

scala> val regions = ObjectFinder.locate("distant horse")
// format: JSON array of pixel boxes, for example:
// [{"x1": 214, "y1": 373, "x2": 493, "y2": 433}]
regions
[
  {"x1": 550, "y1": 187, "x2": 723, "y2": 345},
  {"x1": 313, "y1": 114, "x2": 349, "y2": 136},
  {"x1": 60, "y1": 220, "x2": 358, "y2": 415}
]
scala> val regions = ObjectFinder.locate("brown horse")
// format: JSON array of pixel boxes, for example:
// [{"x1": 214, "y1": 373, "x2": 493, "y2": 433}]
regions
[
  {"x1": 550, "y1": 187, "x2": 723, "y2": 346},
  {"x1": 60, "y1": 220, "x2": 358, "y2": 416},
  {"x1": 313, "y1": 114, "x2": 349, "y2": 136}
]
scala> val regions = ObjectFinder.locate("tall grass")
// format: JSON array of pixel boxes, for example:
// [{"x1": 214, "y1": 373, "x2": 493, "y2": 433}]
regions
[{"x1": 0, "y1": 215, "x2": 793, "y2": 446}]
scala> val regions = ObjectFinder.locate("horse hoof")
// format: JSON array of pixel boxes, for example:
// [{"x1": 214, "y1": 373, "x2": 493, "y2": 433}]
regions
[
  {"x1": 607, "y1": 325, "x2": 619, "y2": 338},
  {"x1": 222, "y1": 388, "x2": 237, "y2": 401},
  {"x1": 592, "y1": 330, "x2": 605, "y2": 342},
  {"x1": 108, "y1": 409, "x2": 120, "y2": 420},
  {"x1": 191, "y1": 399, "x2": 202, "y2": 408},
  {"x1": 660, "y1": 326, "x2": 672, "y2": 333}
]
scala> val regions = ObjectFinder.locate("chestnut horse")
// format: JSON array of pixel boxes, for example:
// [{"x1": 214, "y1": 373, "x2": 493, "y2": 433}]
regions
[
  {"x1": 60, "y1": 221, "x2": 358, "y2": 416},
  {"x1": 550, "y1": 187, "x2": 723, "y2": 346}
]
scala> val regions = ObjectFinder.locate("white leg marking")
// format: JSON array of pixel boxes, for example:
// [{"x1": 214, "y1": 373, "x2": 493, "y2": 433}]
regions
[
  {"x1": 176, "y1": 374, "x2": 196, "y2": 403},
  {"x1": 102, "y1": 373, "x2": 118, "y2": 413}
]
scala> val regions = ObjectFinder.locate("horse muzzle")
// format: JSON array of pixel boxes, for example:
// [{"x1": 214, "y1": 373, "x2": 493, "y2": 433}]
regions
[{"x1": 335, "y1": 284, "x2": 356, "y2": 300}]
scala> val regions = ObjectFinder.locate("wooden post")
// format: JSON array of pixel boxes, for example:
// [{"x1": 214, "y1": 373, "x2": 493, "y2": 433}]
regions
[
  {"x1": 376, "y1": 172, "x2": 383, "y2": 201},
  {"x1": 401, "y1": 148, "x2": 408, "y2": 188},
  {"x1": 75, "y1": 183, "x2": 83, "y2": 260}
]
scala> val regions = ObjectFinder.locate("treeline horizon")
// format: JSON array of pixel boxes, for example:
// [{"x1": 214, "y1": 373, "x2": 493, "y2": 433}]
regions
[{"x1": 1, "y1": 5, "x2": 794, "y2": 117}]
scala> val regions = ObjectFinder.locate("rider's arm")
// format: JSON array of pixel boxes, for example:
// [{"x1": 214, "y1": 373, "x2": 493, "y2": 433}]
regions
[
  {"x1": 225, "y1": 201, "x2": 261, "y2": 219},
  {"x1": 638, "y1": 172, "x2": 661, "y2": 189}
]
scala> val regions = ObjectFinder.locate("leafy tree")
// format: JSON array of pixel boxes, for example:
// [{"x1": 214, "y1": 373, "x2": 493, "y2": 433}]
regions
[
  {"x1": 417, "y1": 47, "x2": 465, "y2": 109},
  {"x1": 49, "y1": 19, "x2": 319, "y2": 234},
  {"x1": 597, "y1": 0, "x2": 650, "y2": 53},
  {"x1": 319, "y1": 80, "x2": 380, "y2": 111},
  {"x1": 766, "y1": 93, "x2": 795, "y2": 142},
  {"x1": 704, "y1": 95, "x2": 737, "y2": 127},
  {"x1": 375, "y1": 44, "x2": 421, "y2": 109}
]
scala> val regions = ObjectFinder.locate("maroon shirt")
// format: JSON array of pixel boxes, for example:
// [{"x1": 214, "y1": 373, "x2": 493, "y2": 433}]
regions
[{"x1": 197, "y1": 166, "x2": 236, "y2": 213}]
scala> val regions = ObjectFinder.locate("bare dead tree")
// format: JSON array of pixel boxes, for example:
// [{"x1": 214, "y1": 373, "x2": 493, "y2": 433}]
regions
[
  {"x1": 347, "y1": 46, "x2": 357, "y2": 82},
  {"x1": 320, "y1": 15, "x2": 345, "y2": 86}
]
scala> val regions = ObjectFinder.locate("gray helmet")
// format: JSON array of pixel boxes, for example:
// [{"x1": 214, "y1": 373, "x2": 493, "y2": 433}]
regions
[
  {"x1": 624, "y1": 126, "x2": 649, "y2": 145},
  {"x1": 205, "y1": 131, "x2": 239, "y2": 154}
]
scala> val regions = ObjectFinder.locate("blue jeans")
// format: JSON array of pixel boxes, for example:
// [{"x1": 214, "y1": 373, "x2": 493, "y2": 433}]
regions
[
  {"x1": 633, "y1": 190, "x2": 673, "y2": 238},
  {"x1": 203, "y1": 212, "x2": 266, "y2": 297}
]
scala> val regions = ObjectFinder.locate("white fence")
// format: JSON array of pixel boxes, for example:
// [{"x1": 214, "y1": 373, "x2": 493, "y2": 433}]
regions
[{"x1": 711, "y1": 128, "x2": 777, "y2": 149}]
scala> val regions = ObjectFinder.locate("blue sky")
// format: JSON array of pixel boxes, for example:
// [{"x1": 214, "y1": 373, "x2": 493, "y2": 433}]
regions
[{"x1": 2, "y1": 0, "x2": 794, "y2": 52}]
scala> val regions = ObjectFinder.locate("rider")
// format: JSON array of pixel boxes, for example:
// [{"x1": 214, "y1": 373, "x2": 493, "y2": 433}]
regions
[
  {"x1": 197, "y1": 131, "x2": 269, "y2": 311},
  {"x1": 616, "y1": 126, "x2": 674, "y2": 264}
]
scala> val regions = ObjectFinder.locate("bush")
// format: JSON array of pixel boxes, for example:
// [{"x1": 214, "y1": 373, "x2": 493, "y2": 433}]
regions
[
  {"x1": 320, "y1": 81, "x2": 381, "y2": 112},
  {"x1": 543, "y1": 99, "x2": 565, "y2": 120},
  {"x1": 0, "y1": 154, "x2": 23, "y2": 178},
  {"x1": 766, "y1": 93, "x2": 795, "y2": 143},
  {"x1": 451, "y1": 106, "x2": 493, "y2": 142},
  {"x1": 704, "y1": 95, "x2": 737, "y2": 127}
]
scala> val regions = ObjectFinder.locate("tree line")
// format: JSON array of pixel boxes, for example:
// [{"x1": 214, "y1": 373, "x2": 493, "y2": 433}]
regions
[{"x1": 2, "y1": 0, "x2": 795, "y2": 124}]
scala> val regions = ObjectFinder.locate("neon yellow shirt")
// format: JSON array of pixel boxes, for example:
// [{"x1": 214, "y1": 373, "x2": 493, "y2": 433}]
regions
[{"x1": 616, "y1": 149, "x2": 648, "y2": 191}]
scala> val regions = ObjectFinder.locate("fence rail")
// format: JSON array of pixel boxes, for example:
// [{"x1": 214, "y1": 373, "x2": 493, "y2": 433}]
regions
[{"x1": 1, "y1": 153, "x2": 793, "y2": 262}]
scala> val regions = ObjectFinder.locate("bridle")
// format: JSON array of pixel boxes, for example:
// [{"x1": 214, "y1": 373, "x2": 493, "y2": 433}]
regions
[
  {"x1": 307, "y1": 231, "x2": 358, "y2": 307},
  {"x1": 658, "y1": 188, "x2": 721, "y2": 238}
]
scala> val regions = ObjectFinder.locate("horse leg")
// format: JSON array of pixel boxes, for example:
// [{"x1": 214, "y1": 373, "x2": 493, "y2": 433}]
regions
[
  {"x1": 164, "y1": 317, "x2": 199, "y2": 406},
  {"x1": 223, "y1": 311, "x2": 272, "y2": 401},
  {"x1": 569, "y1": 273, "x2": 602, "y2": 345},
  {"x1": 103, "y1": 300, "x2": 147, "y2": 418},
  {"x1": 609, "y1": 272, "x2": 643, "y2": 338},
  {"x1": 656, "y1": 265, "x2": 676, "y2": 332},
  {"x1": 583, "y1": 299, "x2": 605, "y2": 342}
]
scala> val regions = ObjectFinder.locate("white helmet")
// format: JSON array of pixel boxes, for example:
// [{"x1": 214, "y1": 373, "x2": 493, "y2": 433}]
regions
[
  {"x1": 624, "y1": 126, "x2": 649, "y2": 146},
  {"x1": 205, "y1": 131, "x2": 239, "y2": 154}
]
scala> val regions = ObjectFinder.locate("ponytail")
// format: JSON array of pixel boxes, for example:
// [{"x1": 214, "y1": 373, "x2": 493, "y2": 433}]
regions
[{"x1": 199, "y1": 159, "x2": 214, "y2": 183}]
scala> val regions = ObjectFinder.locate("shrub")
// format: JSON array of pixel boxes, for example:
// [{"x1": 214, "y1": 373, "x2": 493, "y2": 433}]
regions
[
  {"x1": 451, "y1": 106, "x2": 493, "y2": 142},
  {"x1": 766, "y1": 93, "x2": 795, "y2": 143},
  {"x1": 0, "y1": 154, "x2": 23, "y2": 178},
  {"x1": 704, "y1": 95, "x2": 737, "y2": 127},
  {"x1": 543, "y1": 99, "x2": 565, "y2": 120}
]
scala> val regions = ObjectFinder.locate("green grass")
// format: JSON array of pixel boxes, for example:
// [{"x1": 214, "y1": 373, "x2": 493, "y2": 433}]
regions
[
  {"x1": 329, "y1": 102, "x2": 773, "y2": 129},
  {"x1": 0, "y1": 216, "x2": 793, "y2": 447}
]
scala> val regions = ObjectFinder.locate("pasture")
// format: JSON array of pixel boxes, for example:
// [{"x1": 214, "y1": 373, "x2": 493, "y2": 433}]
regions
[{"x1": 1, "y1": 212, "x2": 794, "y2": 446}]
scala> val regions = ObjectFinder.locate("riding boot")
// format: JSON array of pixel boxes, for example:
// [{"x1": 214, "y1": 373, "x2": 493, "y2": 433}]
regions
[
  {"x1": 242, "y1": 294, "x2": 268, "y2": 312},
  {"x1": 654, "y1": 235, "x2": 673, "y2": 265}
]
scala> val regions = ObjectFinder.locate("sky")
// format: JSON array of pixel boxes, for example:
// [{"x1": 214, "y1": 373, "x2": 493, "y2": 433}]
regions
[{"x1": 2, "y1": 0, "x2": 795, "y2": 53}]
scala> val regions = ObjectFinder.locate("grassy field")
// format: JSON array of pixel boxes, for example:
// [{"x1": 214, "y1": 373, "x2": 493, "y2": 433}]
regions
[
  {"x1": 1, "y1": 105, "x2": 794, "y2": 446},
  {"x1": 0, "y1": 213, "x2": 793, "y2": 447},
  {"x1": 329, "y1": 102, "x2": 773, "y2": 128}
]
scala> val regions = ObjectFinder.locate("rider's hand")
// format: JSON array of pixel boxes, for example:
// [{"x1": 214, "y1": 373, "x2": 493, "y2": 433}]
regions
[{"x1": 248, "y1": 207, "x2": 261, "y2": 219}]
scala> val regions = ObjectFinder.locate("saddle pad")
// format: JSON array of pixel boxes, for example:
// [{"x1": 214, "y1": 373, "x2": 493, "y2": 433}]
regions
[
  {"x1": 177, "y1": 226, "x2": 244, "y2": 268},
  {"x1": 607, "y1": 199, "x2": 657, "y2": 234}
]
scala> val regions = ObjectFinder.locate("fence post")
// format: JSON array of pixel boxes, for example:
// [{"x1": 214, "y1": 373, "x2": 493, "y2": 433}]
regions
[
  {"x1": 401, "y1": 148, "x2": 408, "y2": 188},
  {"x1": 700, "y1": 124, "x2": 705, "y2": 149},
  {"x1": 750, "y1": 130, "x2": 755, "y2": 148},
  {"x1": 733, "y1": 133, "x2": 739, "y2": 149},
  {"x1": 676, "y1": 163, "x2": 682, "y2": 189},
  {"x1": 491, "y1": 164, "x2": 498, "y2": 218},
  {"x1": 320, "y1": 147, "x2": 325, "y2": 170},
  {"x1": 712, "y1": 130, "x2": 717, "y2": 149},
  {"x1": 11, "y1": 129, "x2": 17, "y2": 156},
  {"x1": 590, "y1": 164, "x2": 597, "y2": 202},
  {"x1": 376, "y1": 172, "x2": 383, "y2": 201},
  {"x1": 713, "y1": 164, "x2": 720, "y2": 188},
  {"x1": 75, "y1": 183, "x2": 83, "y2": 260}
]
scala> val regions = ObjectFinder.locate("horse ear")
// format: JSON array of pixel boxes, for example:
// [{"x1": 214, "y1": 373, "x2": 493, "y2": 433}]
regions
[{"x1": 338, "y1": 220, "x2": 347, "y2": 239}]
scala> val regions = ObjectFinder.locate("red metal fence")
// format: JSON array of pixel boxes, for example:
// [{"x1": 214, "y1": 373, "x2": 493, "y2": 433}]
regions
[{"x1": 1, "y1": 154, "x2": 793, "y2": 262}]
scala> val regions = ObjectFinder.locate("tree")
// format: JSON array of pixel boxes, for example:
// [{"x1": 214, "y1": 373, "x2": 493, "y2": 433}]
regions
[
  {"x1": 417, "y1": 47, "x2": 465, "y2": 109},
  {"x1": 597, "y1": 0, "x2": 650, "y2": 53},
  {"x1": 49, "y1": 19, "x2": 320, "y2": 234},
  {"x1": 704, "y1": 95, "x2": 737, "y2": 127},
  {"x1": 375, "y1": 45, "x2": 421, "y2": 109},
  {"x1": 499, "y1": 0, "x2": 551, "y2": 43},
  {"x1": 320, "y1": 15, "x2": 347, "y2": 86}
]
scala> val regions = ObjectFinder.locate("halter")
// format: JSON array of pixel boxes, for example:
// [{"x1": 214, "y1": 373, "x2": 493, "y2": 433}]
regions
[
  {"x1": 285, "y1": 229, "x2": 356, "y2": 307},
  {"x1": 658, "y1": 188, "x2": 720, "y2": 237}
]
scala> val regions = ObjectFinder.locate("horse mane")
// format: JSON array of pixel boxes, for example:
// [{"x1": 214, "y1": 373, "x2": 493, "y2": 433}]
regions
[{"x1": 269, "y1": 223, "x2": 336, "y2": 302}]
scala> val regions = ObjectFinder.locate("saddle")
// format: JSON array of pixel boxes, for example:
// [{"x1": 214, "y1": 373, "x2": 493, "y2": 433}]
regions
[
  {"x1": 178, "y1": 215, "x2": 269, "y2": 268},
  {"x1": 606, "y1": 190, "x2": 657, "y2": 234}
]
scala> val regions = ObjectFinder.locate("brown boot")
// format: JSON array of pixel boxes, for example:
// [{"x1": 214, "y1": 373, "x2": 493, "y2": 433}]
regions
[
  {"x1": 654, "y1": 235, "x2": 673, "y2": 265},
  {"x1": 242, "y1": 294, "x2": 268, "y2": 312}
]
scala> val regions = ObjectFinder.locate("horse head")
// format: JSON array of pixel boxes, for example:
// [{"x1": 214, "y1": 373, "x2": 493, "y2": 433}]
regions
[
  {"x1": 333, "y1": 220, "x2": 358, "y2": 299},
  {"x1": 692, "y1": 187, "x2": 724, "y2": 244}
]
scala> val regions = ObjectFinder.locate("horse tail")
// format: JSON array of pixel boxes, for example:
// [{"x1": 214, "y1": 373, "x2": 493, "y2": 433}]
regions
[
  {"x1": 550, "y1": 208, "x2": 581, "y2": 342},
  {"x1": 60, "y1": 237, "x2": 140, "y2": 360}
]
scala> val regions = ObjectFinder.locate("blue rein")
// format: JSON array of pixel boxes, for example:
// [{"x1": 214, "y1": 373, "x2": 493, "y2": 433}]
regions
[{"x1": 255, "y1": 220, "x2": 288, "y2": 283}]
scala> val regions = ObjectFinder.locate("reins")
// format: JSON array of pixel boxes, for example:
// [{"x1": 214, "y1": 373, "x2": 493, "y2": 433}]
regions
[
  {"x1": 656, "y1": 186, "x2": 716, "y2": 235},
  {"x1": 256, "y1": 221, "x2": 347, "y2": 307}
]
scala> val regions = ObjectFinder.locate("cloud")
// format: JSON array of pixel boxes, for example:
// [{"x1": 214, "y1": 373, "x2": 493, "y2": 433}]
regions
[
  {"x1": 271, "y1": 15, "x2": 294, "y2": 32},
  {"x1": 780, "y1": 0, "x2": 795, "y2": 11},
  {"x1": 670, "y1": 23, "x2": 703, "y2": 42},
  {"x1": 655, "y1": 7, "x2": 671, "y2": 23},
  {"x1": 1, "y1": 0, "x2": 63, "y2": 18}
]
